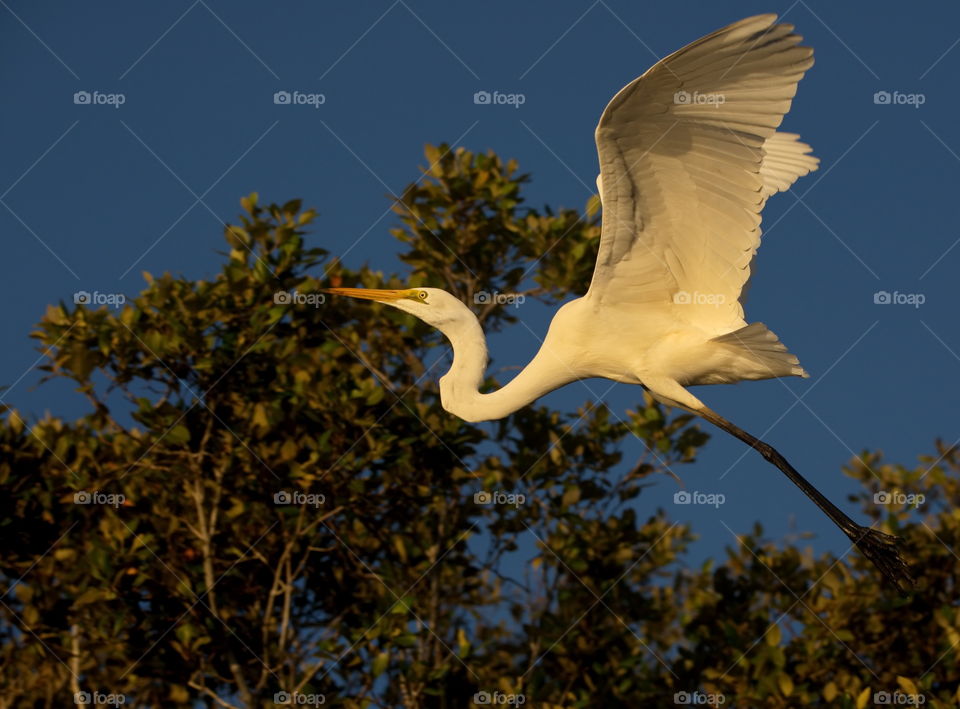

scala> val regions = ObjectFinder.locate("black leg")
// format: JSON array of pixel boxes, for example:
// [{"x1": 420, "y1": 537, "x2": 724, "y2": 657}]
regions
[{"x1": 697, "y1": 406, "x2": 915, "y2": 594}]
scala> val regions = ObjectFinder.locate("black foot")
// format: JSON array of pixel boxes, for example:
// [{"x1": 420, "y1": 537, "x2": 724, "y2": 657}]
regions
[{"x1": 848, "y1": 526, "x2": 915, "y2": 595}]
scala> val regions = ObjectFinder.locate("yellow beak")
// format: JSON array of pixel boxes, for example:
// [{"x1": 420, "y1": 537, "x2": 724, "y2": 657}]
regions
[{"x1": 323, "y1": 287, "x2": 411, "y2": 303}]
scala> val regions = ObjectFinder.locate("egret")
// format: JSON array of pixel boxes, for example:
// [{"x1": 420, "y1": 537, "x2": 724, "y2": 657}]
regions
[{"x1": 326, "y1": 15, "x2": 914, "y2": 591}]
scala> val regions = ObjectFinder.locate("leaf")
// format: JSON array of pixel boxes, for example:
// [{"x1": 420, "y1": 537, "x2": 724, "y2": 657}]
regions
[
  {"x1": 372, "y1": 651, "x2": 389, "y2": 678},
  {"x1": 143, "y1": 330, "x2": 165, "y2": 355},
  {"x1": 457, "y1": 627, "x2": 470, "y2": 657},
  {"x1": 823, "y1": 682, "x2": 838, "y2": 702},
  {"x1": 68, "y1": 349, "x2": 96, "y2": 381},
  {"x1": 120, "y1": 306, "x2": 137, "y2": 327},
  {"x1": 856, "y1": 687, "x2": 872, "y2": 709},
  {"x1": 778, "y1": 673, "x2": 793, "y2": 697},
  {"x1": 390, "y1": 596, "x2": 413, "y2": 614},
  {"x1": 252, "y1": 403, "x2": 269, "y2": 431},
  {"x1": 225, "y1": 498, "x2": 246, "y2": 519},
  {"x1": 169, "y1": 686, "x2": 190, "y2": 702},
  {"x1": 175, "y1": 624, "x2": 196, "y2": 645},
  {"x1": 74, "y1": 588, "x2": 117, "y2": 607},
  {"x1": 393, "y1": 536, "x2": 408, "y2": 563},
  {"x1": 896, "y1": 676, "x2": 919, "y2": 698},
  {"x1": 240, "y1": 192, "x2": 258, "y2": 214},
  {"x1": 280, "y1": 439, "x2": 299, "y2": 461},
  {"x1": 54, "y1": 548, "x2": 76, "y2": 561},
  {"x1": 7, "y1": 409, "x2": 23, "y2": 435},
  {"x1": 167, "y1": 425, "x2": 190, "y2": 445},
  {"x1": 766, "y1": 624, "x2": 781, "y2": 646},
  {"x1": 366, "y1": 385, "x2": 385, "y2": 406}
]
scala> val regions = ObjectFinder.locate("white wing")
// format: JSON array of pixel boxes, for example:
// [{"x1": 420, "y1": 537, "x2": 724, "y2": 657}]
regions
[
  {"x1": 758, "y1": 131, "x2": 819, "y2": 198},
  {"x1": 586, "y1": 14, "x2": 815, "y2": 334},
  {"x1": 595, "y1": 130, "x2": 819, "y2": 221}
]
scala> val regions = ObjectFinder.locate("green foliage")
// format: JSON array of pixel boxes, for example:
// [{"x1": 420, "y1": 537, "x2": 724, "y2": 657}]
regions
[{"x1": 0, "y1": 146, "x2": 957, "y2": 707}]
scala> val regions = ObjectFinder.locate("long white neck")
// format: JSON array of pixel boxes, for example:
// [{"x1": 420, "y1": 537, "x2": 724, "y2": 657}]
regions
[{"x1": 437, "y1": 315, "x2": 569, "y2": 423}]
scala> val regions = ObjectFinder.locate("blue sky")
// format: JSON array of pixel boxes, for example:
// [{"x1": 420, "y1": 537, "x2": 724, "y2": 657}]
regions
[{"x1": 2, "y1": 1, "x2": 959, "y2": 572}]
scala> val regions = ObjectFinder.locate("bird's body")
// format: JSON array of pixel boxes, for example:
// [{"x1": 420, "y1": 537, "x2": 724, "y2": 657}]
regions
[
  {"x1": 432, "y1": 295, "x2": 805, "y2": 423},
  {"x1": 326, "y1": 14, "x2": 915, "y2": 591}
]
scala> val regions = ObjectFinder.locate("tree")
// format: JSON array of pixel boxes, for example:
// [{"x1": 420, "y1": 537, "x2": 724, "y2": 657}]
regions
[{"x1": 0, "y1": 145, "x2": 957, "y2": 708}]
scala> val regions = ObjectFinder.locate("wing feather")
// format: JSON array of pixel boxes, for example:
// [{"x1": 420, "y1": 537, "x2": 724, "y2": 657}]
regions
[{"x1": 587, "y1": 14, "x2": 817, "y2": 333}]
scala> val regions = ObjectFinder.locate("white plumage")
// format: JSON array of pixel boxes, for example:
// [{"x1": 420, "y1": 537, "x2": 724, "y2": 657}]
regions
[{"x1": 326, "y1": 15, "x2": 914, "y2": 591}]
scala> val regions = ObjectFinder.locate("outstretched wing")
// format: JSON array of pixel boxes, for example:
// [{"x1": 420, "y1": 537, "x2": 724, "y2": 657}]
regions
[{"x1": 586, "y1": 14, "x2": 815, "y2": 334}]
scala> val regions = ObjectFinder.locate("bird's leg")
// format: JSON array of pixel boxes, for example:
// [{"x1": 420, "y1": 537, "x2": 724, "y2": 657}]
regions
[{"x1": 696, "y1": 405, "x2": 914, "y2": 594}]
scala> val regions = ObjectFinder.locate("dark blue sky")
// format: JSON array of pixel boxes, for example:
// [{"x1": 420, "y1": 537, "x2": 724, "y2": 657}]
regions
[{"x1": 2, "y1": 1, "x2": 958, "y2": 570}]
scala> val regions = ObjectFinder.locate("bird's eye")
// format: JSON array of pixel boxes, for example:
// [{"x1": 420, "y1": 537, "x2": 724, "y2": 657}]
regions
[{"x1": 418, "y1": 291, "x2": 428, "y2": 301}]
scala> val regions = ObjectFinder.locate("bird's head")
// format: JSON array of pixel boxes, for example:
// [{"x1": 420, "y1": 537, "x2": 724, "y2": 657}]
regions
[{"x1": 323, "y1": 286, "x2": 474, "y2": 331}]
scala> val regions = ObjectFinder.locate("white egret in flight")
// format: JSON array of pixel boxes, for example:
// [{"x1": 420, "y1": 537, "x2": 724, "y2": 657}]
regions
[{"x1": 326, "y1": 15, "x2": 913, "y2": 591}]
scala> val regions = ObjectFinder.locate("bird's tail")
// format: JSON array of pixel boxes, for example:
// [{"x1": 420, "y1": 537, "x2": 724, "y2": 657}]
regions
[{"x1": 711, "y1": 322, "x2": 809, "y2": 380}]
